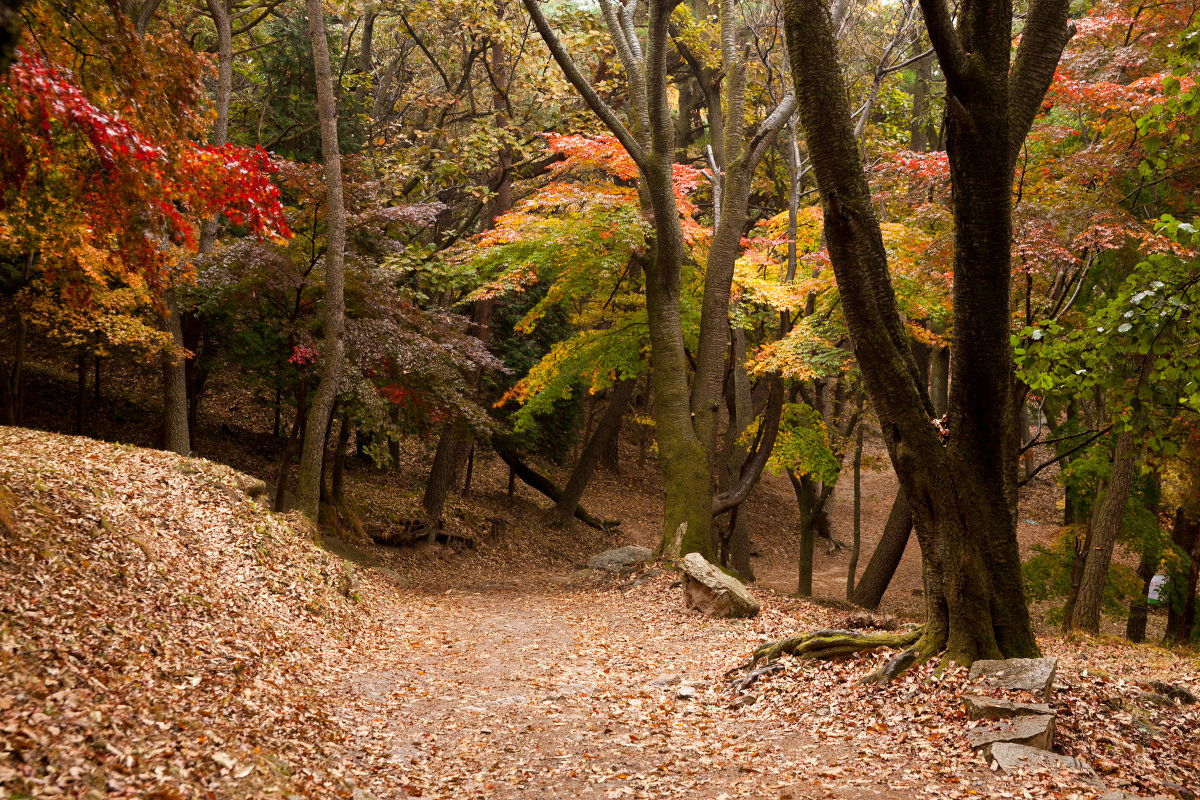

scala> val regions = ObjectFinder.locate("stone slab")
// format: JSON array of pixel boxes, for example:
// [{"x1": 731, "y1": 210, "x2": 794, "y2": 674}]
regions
[
  {"x1": 968, "y1": 714, "x2": 1055, "y2": 758},
  {"x1": 962, "y1": 694, "x2": 1054, "y2": 721},
  {"x1": 968, "y1": 657, "x2": 1058, "y2": 701},
  {"x1": 987, "y1": 742, "x2": 1103, "y2": 788}
]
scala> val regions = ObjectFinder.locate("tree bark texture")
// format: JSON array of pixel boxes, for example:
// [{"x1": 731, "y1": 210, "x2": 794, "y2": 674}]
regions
[
  {"x1": 847, "y1": 404, "x2": 864, "y2": 599},
  {"x1": 1069, "y1": 431, "x2": 1141, "y2": 633},
  {"x1": 556, "y1": 380, "x2": 636, "y2": 528},
  {"x1": 296, "y1": 0, "x2": 348, "y2": 522},
  {"x1": 785, "y1": 0, "x2": 1070, "y2": 663},
  {"x1": 851, "y1": 487, "x2": 914, "y2": 609},
  {"x1": 160, "y1": 290, "x2": 190, "y2": 455}
]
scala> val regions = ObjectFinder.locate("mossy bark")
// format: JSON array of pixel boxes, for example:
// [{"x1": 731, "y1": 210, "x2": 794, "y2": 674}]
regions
[{"x1": 784, "y1": 0, "x2": 1069, "y2": 667}]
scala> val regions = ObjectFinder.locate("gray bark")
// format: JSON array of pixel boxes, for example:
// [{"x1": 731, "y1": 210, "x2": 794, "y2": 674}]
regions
[{"x1": 296, "y1": 0, "x2": 348, "y2": 521}]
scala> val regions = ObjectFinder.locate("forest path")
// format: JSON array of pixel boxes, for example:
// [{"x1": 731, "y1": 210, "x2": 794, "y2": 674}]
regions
[{"x1": 329, "y1": 575, "x2": 963, "y2": 800}]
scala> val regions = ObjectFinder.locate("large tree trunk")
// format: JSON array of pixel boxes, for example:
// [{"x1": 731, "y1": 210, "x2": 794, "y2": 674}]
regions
[
  {"x1": 1165, "y1": 509, "x2": 1200, "y2": 646},
  {"x1": 296, "y1": 0, "x2": 347, "y2": 521},
  {"x1": 556, "y1": 379, "x2": 636, "y2": 528},
  {"x1": 851, "y1": 487, "x2": 914, "y2": 609},
  {"x1": 1067, "y1": 431, "x2": 1141, "y2": 633},
  {"x1": 785, "y1": 0, "x2": 1070, "y2": 665}
]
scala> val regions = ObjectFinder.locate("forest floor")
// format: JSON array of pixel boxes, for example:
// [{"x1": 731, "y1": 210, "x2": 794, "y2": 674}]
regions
[
  {"x1": 2, "y1": 357, "x2": 1199, "y2": 798},
  {"x1": 2, "y1": 420, "x2": 1199, "y2": 800}
]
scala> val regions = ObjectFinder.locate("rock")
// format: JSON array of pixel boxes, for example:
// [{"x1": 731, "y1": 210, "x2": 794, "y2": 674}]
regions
[
  {"x1": 1097, "y1": 793, "x2": 1171, "y2": 800},
  {"x1": 234, "y1": 473, "x2": 267, "y2": 498},
  {"x1": 679, "y1": 552, "x2": 760, "y2": 618},
  {"x1": 676, "y1": 685, "x2": 697, "y2": 699},
  {"x1": 350, "y1": 787, "x2": 379, "y2": 800},
  {"x1": 648, "y1": 673, "x2": 682, "y2": 687},
  {"x1": 1138, "y1": 691, "x2": 1174, "y2": 708},
  {"x1": 968, "y1": 657, "x2": 1058, "y2": 701},
  {"x1": 968, "y1": 714, "x2": 1055, "y2": 758},
  {"x1": 337, "y1": 561, "x2": 359, "y2": 599},
  {"x1": 729, "y1": 693, "x2": 757, "y2": 709},
  {"x1": 1148, "y1": 679, "x2": 1198, "y2": 705},
  {"x1": 962, "y1": 694, "x2": 1054, "y2": 721},
  {"x1": 587, "y1": 545, "x2": 653, "y2": 574},
  {"x1": 987, "y1": 742, "x2": 1103, "y2": 788}
]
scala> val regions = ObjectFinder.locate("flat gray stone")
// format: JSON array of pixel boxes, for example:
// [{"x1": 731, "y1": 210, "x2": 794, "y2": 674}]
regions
[
  {"x1": 1097, "y1": 793, "x2": 1171, "y2": 800},
  {"x1": 968, "y1": 657, "x2": 1058, "y2": 701},
  {"x1": 962, "y1": 694, "x2": 1054, "y2": 720},
  {"x1": 968, "y1": 714, "x2": 1055, "y2": 758},
  {"x1": 679, "y1": 552, "x2": 760, "y2": 618},
  {"x1": 987, "y1": 742, "x2": 1103, "y2": 788},
  {"x1": 587, "y1": 545, "x2": 653, "y2": 574}
]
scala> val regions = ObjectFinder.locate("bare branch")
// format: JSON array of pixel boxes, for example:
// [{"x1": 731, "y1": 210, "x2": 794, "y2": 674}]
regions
[{"x1": 521, "y1": 0, "x2": 648, "y2": 170}]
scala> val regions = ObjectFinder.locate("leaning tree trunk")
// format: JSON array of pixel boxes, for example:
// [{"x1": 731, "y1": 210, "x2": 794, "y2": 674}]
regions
[
  {"x1": 783, "y1": 0, "x2": 1069, "y2": 667},
  {"x1": 556, "y1": 379, "x2": 636, "y2": 528},
  {"x1": 847, "y1": 401, "x2": 864, "y2": 599},
  {"x1": 295, "y1": 0, "x2": 347, "y2": 522},
  {"x1": 851, "y1": 488, "x2": 914, "y2": 609},
  {"x1": 1068, "y1": 431, "x2": 1141, "y2": 633}
]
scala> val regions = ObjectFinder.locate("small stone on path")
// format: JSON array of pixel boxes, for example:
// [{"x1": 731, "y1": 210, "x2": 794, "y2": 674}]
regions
[{"x1": 587, "y1": 546, "x2": 653, "y2": 574}]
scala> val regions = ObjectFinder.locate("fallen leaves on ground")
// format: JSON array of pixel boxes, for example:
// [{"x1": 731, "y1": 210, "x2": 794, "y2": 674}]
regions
[{"x1": 2, "y1": 429, "x2": 1197, "y2": 799}]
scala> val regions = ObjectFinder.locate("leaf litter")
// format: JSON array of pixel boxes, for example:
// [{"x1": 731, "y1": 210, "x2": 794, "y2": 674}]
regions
[{"x1": 1, "y1": 428, "x2": 1197, "y2": 799}]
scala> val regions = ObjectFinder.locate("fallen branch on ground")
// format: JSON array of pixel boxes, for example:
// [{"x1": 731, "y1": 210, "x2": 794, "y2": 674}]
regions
[{"x1": 497, "y1": 450, "x2": 620, "y2": 531}]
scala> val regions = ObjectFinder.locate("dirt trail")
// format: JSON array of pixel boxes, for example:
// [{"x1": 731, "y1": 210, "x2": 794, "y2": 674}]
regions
[{"x1": 330, "y1": 575, "x2": 1002, "y2": 800}]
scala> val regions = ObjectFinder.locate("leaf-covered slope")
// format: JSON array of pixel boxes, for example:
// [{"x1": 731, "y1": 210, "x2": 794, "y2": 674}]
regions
[{"x1": 0, "y1": 428, "x2": 365, "y2": 799}]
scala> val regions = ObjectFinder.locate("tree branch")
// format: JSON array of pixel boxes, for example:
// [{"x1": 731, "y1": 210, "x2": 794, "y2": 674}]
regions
[
  {"x1": 712, "y1": 376, "x2": 784, "y2": 515},
  {"x1": 1009, "y1": 0, "x2": 1075, "y2": 164},
  {"x1": 521, "y1": 0, "x2": 648, "y2": 170},
  {"x1": 915, "y1": 0, "x2": 972, "y2": 96}
]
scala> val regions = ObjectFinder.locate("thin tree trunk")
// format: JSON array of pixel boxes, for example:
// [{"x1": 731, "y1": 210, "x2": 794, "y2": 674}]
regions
[
  {"x1": 851, "y1": 487, "x2": 914, "y2": 609},
  {"x1": 422, "y1": 427, "x2": 459, "y2": 522},
  {"x1": 76, "y1": 344, "x2": 87, "y2": 435},
  {"x1": 274, "y1": 382, "x2": 306, "y2": 513},
  {"x1": 296, "y1": 0, "x2": 348, "y2": 521},
  {"x1": 556, "y1": 380, "x2": 636, "y2": 528},
  {"x1": 1126, "y1": 547, "x2": 1157, "y2": 643},
  {"x1": 160, "y1": 291, "x2": 190, "y2": 455},
  {"x1": 331, "y1": 413, "x2": 350, "y2": 505},
  {"x1": 1068, "y1": 431, "x2": 1141, "y2": 633},
  {"x1": 847, "y1": 400, "x2": 863, "y2": 599}
]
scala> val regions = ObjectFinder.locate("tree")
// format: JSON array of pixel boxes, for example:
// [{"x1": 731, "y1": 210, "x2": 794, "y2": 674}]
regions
[
  {"x1": 773, "y1": 0, "x2": 1073, "y2": 667},
  {"x1": 295, "y1": 0, "x2": 347, "y2": 521},
  {"x1": 523, "y1": 0, "x2": 793, "y2": 560}
]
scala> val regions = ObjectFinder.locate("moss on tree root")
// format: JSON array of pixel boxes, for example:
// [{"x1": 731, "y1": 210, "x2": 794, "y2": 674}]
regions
[{"x1": 746, "y1": 627, "x2": 926, "y2": 683}]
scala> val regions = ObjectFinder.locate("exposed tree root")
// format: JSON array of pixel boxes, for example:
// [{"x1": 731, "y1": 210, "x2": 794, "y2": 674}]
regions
[{"x1": 732, "y1": 627, "x2": 930, "y2": 685}]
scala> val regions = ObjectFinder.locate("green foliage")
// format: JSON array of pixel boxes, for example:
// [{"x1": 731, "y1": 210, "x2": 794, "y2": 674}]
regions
[{"x1": 763, "y1": 402, "x2": 841, "y2": 485}]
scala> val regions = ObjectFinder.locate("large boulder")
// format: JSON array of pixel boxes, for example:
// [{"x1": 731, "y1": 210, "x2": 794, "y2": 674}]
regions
[
  {"x1": 967, "y1": 714, "x2": 1055, "y2": 758},
  {"x1": 987, "y1": 742, "x2": 1103, "y2": 788},
  {"x1": 968, "y1": 657, "x2": 1058, "y2": 701},
  {"x1": 679, "y1": 553, "x2": 760, "y2": 618},
  {"x1": 587, "y1": 545, "x2": 653, "y2": 574}
]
